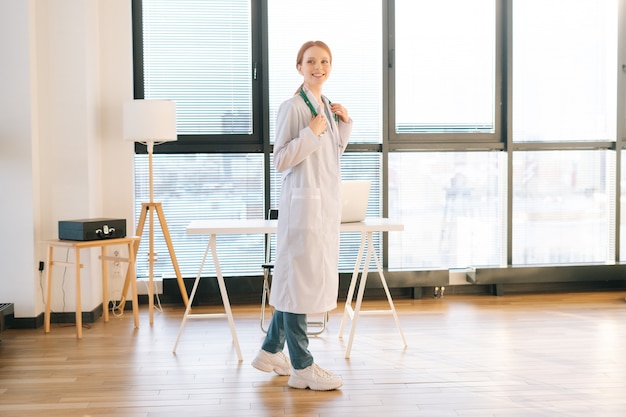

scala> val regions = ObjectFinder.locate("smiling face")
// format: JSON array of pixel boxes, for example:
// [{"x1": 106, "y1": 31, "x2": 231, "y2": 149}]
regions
[{"x1": 297, "y1": 45, "x2": 332, "y2": 89}]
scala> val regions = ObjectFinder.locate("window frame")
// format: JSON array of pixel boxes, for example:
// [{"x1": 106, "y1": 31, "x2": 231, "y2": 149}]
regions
[
  {"x1": 131, "y1": 0, "x2": 265, "y2": 154},
  {"x1": 131, "y1": 0, "x2": 626, "y2": 277},
  {"x1": 386, "y1": 0, "x2": 506, "y2": 151}
]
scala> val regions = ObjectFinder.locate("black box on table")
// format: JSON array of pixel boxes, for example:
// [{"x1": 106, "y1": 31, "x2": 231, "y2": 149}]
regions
[{"x1": 58, "y1": 218, "x2": 127, "y2": 241}]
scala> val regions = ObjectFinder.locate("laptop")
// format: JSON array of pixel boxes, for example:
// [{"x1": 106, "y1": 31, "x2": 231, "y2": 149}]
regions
[{"x1": 341, "y1": 180, "x2": 371, "y2": 223}]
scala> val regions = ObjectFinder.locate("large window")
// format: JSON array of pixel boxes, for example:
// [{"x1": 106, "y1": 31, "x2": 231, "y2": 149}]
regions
[
  {"x1": 510, "y1": 0, "x2": 619, "y2": 265},
  {"x1": 388, "y1": 151, "x2": 506, "y2": 269},
  {"x1": 134, "y1": 0, "x2": 625, "y2": 282},
  {"x1": 134, "y1": 0, "x2": 384, "y2": 278},
  {"x1": 267, "y1": 0, "x2": 382, "y2": 145},
  {"x1": 135, "y1": 0, "x2": 260, "y2": 278},
  {"x1": 269, "y1": 153, "x2": 383, "y2": 273},
  {"x1": 512, "y1": 150, "x2": 613, "y2": 264},
  {"x1": 512, "y1": 0, "x2": 617, "y2": 143},
  {"x1": 391, "y1": 0, "x2": 498, "y2": 140},
  {"x1": 140, "y1": 0, "x2": 256, "y2": 141},
  {"x1": 266, "y1": 0, "x2": 383, "y2": 272},
  {"x1": 134, "y1": 154, "x2": 265, "y2": 278}
]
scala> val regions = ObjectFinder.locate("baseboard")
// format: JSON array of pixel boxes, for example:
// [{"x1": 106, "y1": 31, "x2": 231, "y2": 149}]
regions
[
  {"x1": 158, "y1": 273, "x2": 626, "y2": 305},
  {"x1": 8, "y1": 304, "x2": 104, "y2": 330},
  {"x1": 135, "y1": 277, "x2": 163, "y2": 295},
  {"x1": 6, "y1": 272, "x2": 625, "y2": 329}
]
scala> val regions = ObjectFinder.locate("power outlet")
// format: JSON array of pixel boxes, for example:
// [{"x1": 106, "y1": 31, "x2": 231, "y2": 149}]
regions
[
  {"x1": 112, "y1": 250, "x2": 122, "y2": 276},
  {"x1": 108, "y1": 250, "x2": 124, "y2": 301}
]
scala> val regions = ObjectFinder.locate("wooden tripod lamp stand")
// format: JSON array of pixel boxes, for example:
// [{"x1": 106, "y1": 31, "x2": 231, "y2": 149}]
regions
[{"x1": 123, "y1": 99, "x2": 189, "y2": 324}]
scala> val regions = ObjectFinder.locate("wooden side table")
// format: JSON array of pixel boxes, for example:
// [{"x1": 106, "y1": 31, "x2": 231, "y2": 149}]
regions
[{"x1": 43, "y1": 236, "x2": 140, "y2": 339}]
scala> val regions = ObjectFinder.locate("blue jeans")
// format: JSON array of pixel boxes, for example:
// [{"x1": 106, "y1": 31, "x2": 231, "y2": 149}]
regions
[{"x1": 261, "y1": 310, "x2": 313, "y2": 370}]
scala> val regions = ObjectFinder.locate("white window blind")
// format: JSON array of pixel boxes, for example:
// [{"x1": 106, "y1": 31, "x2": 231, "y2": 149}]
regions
[
  {"x1": 134, "y1": 154, "x2": 265, "y2": 278},
  {"x1": 267, "y1": 0, "x2": 382, "y2": 145},
  {"x1": 138, "y1": 0, "x2": 259, "y2": 279},
  {"x1": 269, "y1": 153, "x2": 383, "y2": 273},
  {"x1": 142, "y1": 0, "x2": 252, "y2": 135}
]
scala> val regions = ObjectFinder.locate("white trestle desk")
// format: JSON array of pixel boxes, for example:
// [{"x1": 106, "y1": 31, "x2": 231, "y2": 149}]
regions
[{"x1": 174, "y1": 218, "x2": 406, "y2": 360}]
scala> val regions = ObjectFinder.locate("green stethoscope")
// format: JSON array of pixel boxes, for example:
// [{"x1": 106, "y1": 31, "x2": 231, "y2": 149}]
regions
[{"x1": 299, "y1": 87, "x2": 339, "y2": 123}]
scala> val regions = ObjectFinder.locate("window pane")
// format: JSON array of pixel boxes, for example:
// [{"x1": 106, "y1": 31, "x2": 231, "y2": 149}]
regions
[
  {"x1": 267, "y1": 0, "x2": 382, "y2": 144},
  {"x1": 388, "y1": 152, "x2": 506, "y2": 269},
  {"x1": 134, "y1": 154, "x2": 265, "y2": 278},
  {"x1": 142, "y1": 0, "x2": 252, "y2": 135},
  {"x1": 394, "y1": 0, "x2": 496, "y2": 134},
  {"x1": 512, "y1": 0, "x2": 617, "y2": 142},
  {"x1": 269, "y1": 153, "x2": 383, "y2": 273},
  {"x1": 512, "y1": 151, "x2": 613, "y2": 265}
]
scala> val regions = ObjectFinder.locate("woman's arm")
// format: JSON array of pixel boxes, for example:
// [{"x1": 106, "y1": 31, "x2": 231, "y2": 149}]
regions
[{"x1": 273, "y1": 100, "x2": 322, "y2": 172}]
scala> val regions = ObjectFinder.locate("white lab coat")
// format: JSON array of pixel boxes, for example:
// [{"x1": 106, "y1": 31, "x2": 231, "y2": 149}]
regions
[{"x1": 270, "y1": 88, "x2": 352, "y2": 314}]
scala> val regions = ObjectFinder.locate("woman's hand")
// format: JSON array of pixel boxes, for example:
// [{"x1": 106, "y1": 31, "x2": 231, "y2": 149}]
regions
[
  {"x1": 331, "y1": 103, "x2": 349, "y2": 123},
  {"x1": 309, "y1": 113, "x2": 328, "y2": 136}
]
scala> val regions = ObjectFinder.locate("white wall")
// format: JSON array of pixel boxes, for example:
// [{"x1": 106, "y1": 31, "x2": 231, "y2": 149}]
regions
[{"x1": 0, "y1": 0, "x2": 135, "y2": 319}]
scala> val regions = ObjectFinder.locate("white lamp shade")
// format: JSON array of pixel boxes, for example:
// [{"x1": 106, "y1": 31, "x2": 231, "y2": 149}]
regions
[{"x1": 123, "y1": 99, "x2": 177, "y2": 142}]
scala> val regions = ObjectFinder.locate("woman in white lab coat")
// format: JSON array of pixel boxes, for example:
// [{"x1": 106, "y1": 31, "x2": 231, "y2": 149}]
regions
[{"x1": 252, "y1": 40, "x2": 352, "y2": 391}]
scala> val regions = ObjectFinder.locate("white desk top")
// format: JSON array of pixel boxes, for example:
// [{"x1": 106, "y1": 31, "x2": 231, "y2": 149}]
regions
[
  {"x1": 186, "y1": 218, "x2": 404, "y2": 235},
  {"x1": 186, "y1": 219, "x2": 276, "y2": 235}
]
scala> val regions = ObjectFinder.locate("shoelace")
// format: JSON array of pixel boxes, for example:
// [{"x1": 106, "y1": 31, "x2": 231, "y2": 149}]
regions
[
  {"x1": 271, "y1": 351, "x2": 289, "y2": 364},
  {"x1": 311, "y1": 364, "x2": 336, "y2": 379}
]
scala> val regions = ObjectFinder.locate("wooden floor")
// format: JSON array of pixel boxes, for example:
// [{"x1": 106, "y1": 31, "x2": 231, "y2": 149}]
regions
[{"x1": 1, "y1": 290, "x2": 626, "y2": 417}]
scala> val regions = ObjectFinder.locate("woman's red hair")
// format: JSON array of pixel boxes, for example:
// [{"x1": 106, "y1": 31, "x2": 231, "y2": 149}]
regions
[{"x1": 296, "y1": 40, "x2": 332, "y2": 67}]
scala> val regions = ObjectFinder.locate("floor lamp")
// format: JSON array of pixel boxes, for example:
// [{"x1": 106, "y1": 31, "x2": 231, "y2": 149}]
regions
[{"x1": 122, "y1": 99, "x2": 189, "y2": 324}]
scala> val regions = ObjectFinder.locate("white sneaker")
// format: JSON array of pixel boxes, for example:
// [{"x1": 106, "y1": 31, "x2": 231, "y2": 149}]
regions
[
  {"x1": 288, "y1": 363, "x2": 343, "y2": 391},
  {"x1": 251, "y1": 350, "x2": 291, "y2": 376}
]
